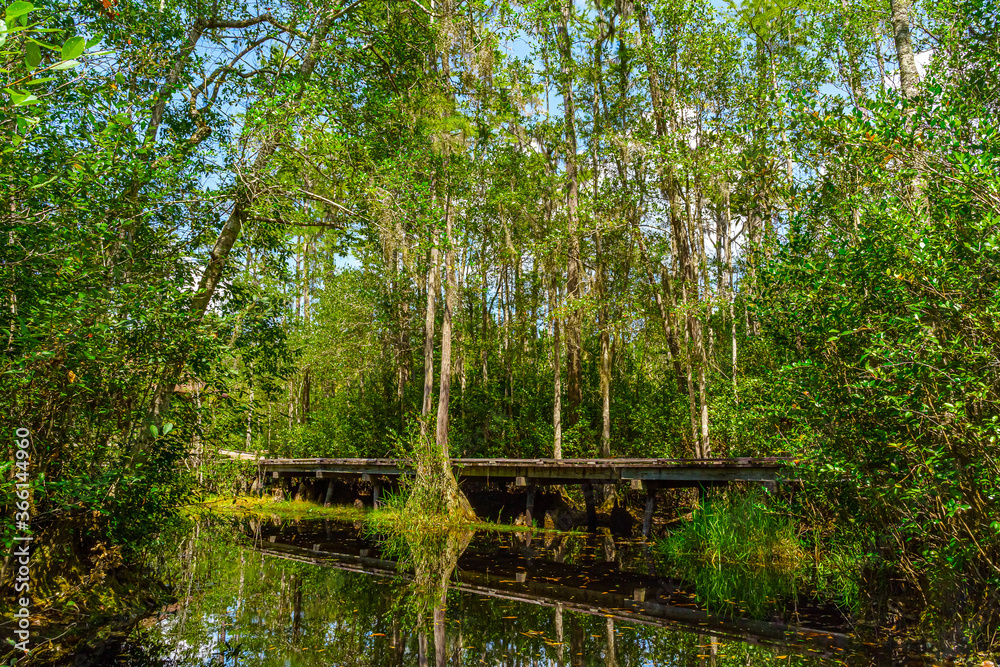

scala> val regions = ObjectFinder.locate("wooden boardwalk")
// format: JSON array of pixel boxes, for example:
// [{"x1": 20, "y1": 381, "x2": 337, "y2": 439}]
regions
[
  {"x1": 231, "y1": 453, "x2": 794, "y2": 536},
  {"x1": 254, "y1": 456, "x2": 789, "y2": 485}
]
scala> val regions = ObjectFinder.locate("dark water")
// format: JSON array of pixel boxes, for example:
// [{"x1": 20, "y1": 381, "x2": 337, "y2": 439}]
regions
[{"x1": 107, "y1": 515, "x2": 914, "y2": 666}]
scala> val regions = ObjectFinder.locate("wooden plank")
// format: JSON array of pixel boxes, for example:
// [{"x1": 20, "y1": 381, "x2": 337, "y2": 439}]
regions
[
  {"x1": 255, "y1": 457, "x2": 794, "y2": 488},
  {"x1": 621, "y1": 467, "x2": 784, "y2": 483},
  {"x1": 458, "y1": 465, "x2": 619, "y2": 481}
]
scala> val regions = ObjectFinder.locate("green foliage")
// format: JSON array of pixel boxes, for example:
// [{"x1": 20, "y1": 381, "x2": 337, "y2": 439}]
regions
[
  {"x1": 659, "y1": 491, "x2": 804, "y2": 570},
  {"x1": 197, "y1": 459, "x2": 257, "y2": 497},
  {"x1": 657, "y1": 491, "x2": 819, "y2": 619},
  {"x1": 752, "y1": 75, "x2": 1000, "y2": 635}
]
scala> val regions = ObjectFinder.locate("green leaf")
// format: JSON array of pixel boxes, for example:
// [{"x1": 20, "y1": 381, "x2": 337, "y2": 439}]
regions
[
  {"x1": 5, "y1": 1, "x2": 34, "y2": 21},
  {"x1": 29, "y1": 174, "x2": 56, "y2": 189},
  {"x1": 61, "y1": 35, "x2": 84, "y2": 61},
  {"x1": 162, "y1": 423, "x2": 173, "y2": 435},
  {"x1": 24, "y1": 39, "x2": 40, "y2": 67},
  {"x1": 150, "y1": 424, "x2": 158, "y2": 438},
  {"x1": 9, "y1": 90, "x2": 38, "y2": 106},
  {"x1": 85, "y1": 33, "x2": 103, "y2": 48},
  {"x1": 23, "y1": 76, "x2": 53, "y2": 86},
  {"x1": 51, "y1": 59, "x2": 79, "y2": 70}
]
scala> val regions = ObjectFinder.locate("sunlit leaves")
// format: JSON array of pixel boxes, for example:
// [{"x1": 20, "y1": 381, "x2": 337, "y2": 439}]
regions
[
  {"x1": 60, "y1": 34, "x2": 83, "y2": 60},
  {"x1": 4, "y1": 1, "x2": 32, "y2": 22}
]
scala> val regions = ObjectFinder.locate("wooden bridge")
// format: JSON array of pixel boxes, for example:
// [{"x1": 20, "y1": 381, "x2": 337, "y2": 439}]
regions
[{"x1": 227, "y1": 452, "x2": 794, "y2": 536}]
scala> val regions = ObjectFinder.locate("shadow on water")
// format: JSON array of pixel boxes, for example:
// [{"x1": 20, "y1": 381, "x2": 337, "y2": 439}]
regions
[{"x1": 87, "y1": 514, "x2": 920, "y2": 666}]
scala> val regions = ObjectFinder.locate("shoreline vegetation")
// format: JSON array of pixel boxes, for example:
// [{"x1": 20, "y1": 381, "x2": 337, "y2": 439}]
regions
[{"x1": 2, "y1": 488, "x2": 996, "y2": 664}]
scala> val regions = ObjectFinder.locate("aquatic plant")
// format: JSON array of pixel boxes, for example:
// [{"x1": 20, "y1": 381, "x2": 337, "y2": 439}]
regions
[{"x1": 658, "y1": 491, "x2": 804, "y2": 570}]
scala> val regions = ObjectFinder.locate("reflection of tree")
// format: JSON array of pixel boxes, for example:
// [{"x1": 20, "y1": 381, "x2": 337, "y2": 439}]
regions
[
  {"x1": 555, "y1": 603, "x2": 565, "y2": 666},
  {"x1": 606, "y1": 618, "x2": 617, "y2": 667},
  {"x1": 399, "y1": 527, "x2": 474, "y2": 667},
  {"x1": 137, "y1": 517, "x2": 849, "y2": 667},
  {"x1": 570, "y1": 614, "x2": 585, "y2": 667},
  {"x1": 291, "y1": 574, "x2": 303, "y2": 640}
]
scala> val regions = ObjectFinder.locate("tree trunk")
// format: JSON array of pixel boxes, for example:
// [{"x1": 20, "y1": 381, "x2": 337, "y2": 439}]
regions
[
  {"x1": 723, "y1": 182, "x2": 738, "y2": 404},
  {"x1": 557, "y1": 0, "x2": 583, "y2": 429},
  {"x1": 636, "y1": 233, "x2": 685, "y2": 394},
  {"x1": 550, "y1": 272, "x2": 563, "y2": 459},
  {"x1": 131, "y1": 15, "x2": 339, "y2": 462},
  {"x1": 597, "y1": 231, "x2": 611, "y2": 459},
  {"x1": 888, "y1": 0, "x2": 926, "y2": 214},
  {"x1": 299, "y1": 366, "x2": 310, "y2": 424},
  {"x1": 421, "y1": 238, "x2": 440, "y2": 438},
  {"x1": 889, "y1": 0, "x2": 921, "y2": 101},
  {"x1": 245, "y1": 379, "x2": 254, "y2": 451},
  {"x1": 435, "y1": 205, "x2": 456, "y2": 458}
]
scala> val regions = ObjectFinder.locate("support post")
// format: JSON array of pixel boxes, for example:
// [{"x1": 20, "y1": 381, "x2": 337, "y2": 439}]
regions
[
  {"x1": 643, "y1": 484, "x2": 658, "y2": 538},
  {"x1": 525, "y1": 486, "x2": 536, "y2": 525},
  {"x1": 323, "y1": 479, "x2": 335, "y2": 508},
  {"x1": 583, "y1": 482, "x2": 597, "y2": 531},
  {"x1": 373, "y1": 481, "x2": 382, "y2": 509}
]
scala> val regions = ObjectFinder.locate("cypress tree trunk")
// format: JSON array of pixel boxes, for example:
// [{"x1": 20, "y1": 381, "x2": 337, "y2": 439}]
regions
[
  {"x1": 421, "y1": 238, "x2": 440, "y2": 438},
  {"x1": 557, "y1": 0, "x2": 583, "y2": 429},
  {"x1": 435, "y1": 206, "x2": 456, "y2": 458},
  {"x1": 550, "y1": 271, "x2": 563, "y2": 459}
]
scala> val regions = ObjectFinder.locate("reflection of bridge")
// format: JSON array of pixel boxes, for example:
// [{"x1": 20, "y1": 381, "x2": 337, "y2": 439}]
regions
[
  {"x1": 238, "y1": 455, "x2": 793, "y2": 536},
  {"x1": 250, "y1": 525, "x2": 856, "y2": 662}
]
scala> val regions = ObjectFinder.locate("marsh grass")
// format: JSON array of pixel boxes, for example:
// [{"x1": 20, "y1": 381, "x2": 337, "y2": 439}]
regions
[
  {"x1": 188, "y1": 495, "x2": 365, "y2": 522},
  {"x1": 655, "y1": 492, "x2": 833, "y2": 618},
  {"x1": 681, "y1": 564, "x2": 799, "y2": 618}
]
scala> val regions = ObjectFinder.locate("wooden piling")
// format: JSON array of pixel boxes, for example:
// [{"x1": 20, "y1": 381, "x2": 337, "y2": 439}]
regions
[
  {"x1": 582, "y1": 482, "x2": 597, "y2": 531},
  {"x1": 643, "y1": 486, "x2": 657, "y2": 538},
  {"x1": 525, "y1": 486, "x2": 536, "y2": 525}
]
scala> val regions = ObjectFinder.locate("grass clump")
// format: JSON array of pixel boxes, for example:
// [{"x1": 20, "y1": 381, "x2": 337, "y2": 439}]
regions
[
  {"x1": 366, "y1": 429, "x2": 476, "y2": 536},
  {"x1": 659, "y1": 491, "x2": 804, "y2": 570},
  {"x1": 187, "y1": 495, "x2": 366, "y2": 522}
]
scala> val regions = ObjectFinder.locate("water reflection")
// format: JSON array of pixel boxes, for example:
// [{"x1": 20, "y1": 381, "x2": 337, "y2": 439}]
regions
[{"x1": 115, "y1": 516, "x2": 885, "y2": 666}]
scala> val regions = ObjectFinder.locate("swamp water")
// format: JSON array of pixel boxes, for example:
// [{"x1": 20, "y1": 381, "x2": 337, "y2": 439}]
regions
[{"x1": 75, "y1": 515, "x2": 917, "y2": 666}]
